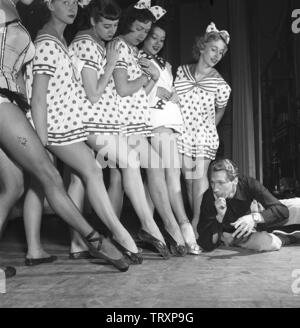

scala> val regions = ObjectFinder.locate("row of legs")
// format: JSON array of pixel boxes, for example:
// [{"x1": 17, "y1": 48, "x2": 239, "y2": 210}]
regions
[{"x1": 0, "y1": 105, "x2": 207, "y2": 262}]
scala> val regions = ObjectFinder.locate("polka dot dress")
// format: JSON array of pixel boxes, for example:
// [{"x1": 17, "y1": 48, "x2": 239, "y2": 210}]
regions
[
  {"x1": 114, "y1": 37, "x2": 152, "y2": 137},
  {"x1": 70, "y1": 34, "x2": 120, "y2": 135},
  {"x1": 174, "y1": 64, "x2": 231, "y2": 159},
  {"x1": 26, "y1": 34, "x2": 87, "y2": 146}
]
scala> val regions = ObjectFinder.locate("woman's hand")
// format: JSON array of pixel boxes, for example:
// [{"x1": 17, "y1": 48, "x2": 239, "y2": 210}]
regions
[
  {"x1": 106, "y1": 40, "x2": 121, "y2": 68},
  {"x1": 169, "y1": 89, "x2": 181, "y2": 105},
  {"x1": 138, "y1": 58, "x2": 160, "y2": 81},
  {"x1": 156, "y1": 87, "x2": 172, "y2": 101}
]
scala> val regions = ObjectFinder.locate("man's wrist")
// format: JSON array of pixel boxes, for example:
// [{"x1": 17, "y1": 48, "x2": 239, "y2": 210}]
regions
[
  {"x1": 216, "y1": 214, "x2": 224, "y2": 223},
  {"x1": 251, "y1": 212, "x2": 264, "y2": 226}
]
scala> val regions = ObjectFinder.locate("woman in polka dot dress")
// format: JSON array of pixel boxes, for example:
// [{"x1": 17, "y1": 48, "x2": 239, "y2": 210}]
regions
[
  {"x1": 140, "y1": 21, "x2": 201, "y2": 255},
  {"x1": 174, "y1": 23, "x2": 231, "y2": 236},
  {"x1": 23, "y1": 0, "x2": 143, "y2": 272},
  {"x1": 68, "y1": 0, "x2": 173, "y2": 261},
  {"x1": 113, "y1": 2, "x2": 187, "y2": 256},
  {"x1": 0, "y1": 0, "x2": 130, "y2": 273}
]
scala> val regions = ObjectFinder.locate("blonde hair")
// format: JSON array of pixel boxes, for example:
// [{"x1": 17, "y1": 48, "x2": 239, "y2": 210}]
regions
[{"x1": 192, "y1": 31, "x2": 228, "y2": 61}]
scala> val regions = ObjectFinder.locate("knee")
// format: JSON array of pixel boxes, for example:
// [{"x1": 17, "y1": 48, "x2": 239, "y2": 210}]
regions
[
  {"x1": 82, "y1": 162, "x2": 103, "y2": 184},
  {"x1": 110, "y1": 169, "x2": 123, "y2": 188},
  {"x1": 39, "y1": 163, "x2": 64, "y2": 189},
  {"x1": 165, "y1": 169, "x2": 181, "y2": 188},
  {"x1": 148, "y1": 167, "x2": 165, "y2": 184},
  {"x1": 0, "y1": 173, "x2": 24, "y2": 201}
]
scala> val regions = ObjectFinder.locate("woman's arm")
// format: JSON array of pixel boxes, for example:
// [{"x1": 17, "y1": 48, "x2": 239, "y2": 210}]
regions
[
  {"x1": 113, "y1": 68, "x2": 148, "y2": 97},
  {"x1": 82, "y1": 65, "x2": 114, "y2": 104},
  {"x1": 215, "y1": 107, "x2": 226, "y2": 126},
  {"x1": 82, "y1": 40, "x2": 120, "y2": 104},
  {"x1": 16, "y1": 71, "x2": 26, "y2": 96},
  {"x1": 30, "y1": 74, "x2": 50, "y2": 146}
]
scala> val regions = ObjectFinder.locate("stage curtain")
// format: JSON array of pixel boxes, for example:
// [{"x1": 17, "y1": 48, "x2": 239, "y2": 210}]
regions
[{"x1": 229, "y1": 0, "x2": 256, "y2": 177}]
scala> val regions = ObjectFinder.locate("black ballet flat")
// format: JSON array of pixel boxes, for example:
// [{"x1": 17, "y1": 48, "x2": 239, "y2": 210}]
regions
[
  {"x1": 112, "y1": 239, "x2": 143, "y2": 265},
  {"x1": 83, "y1": 230, "x2": 129, "y2": 272},
  {"x1": 69, "y1": 251, "x2": 94, "y2": 260},
  {"x1": 163, "y1": 230, "x2": 187, "y2": 257},
  {"x1": 137, "y1": 229, "x2": 171, "y2": 259},
  {"x1": 3, "y1": 266, "x2": 16, "y2": 279},
  {"x1": 25, "y1": 255, "x2": 57, "y2": 267}
]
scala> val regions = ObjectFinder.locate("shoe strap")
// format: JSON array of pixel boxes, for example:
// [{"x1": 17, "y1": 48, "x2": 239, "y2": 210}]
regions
[{"x1": 85, "y1": 230, "x2": 103, "y2": 250}]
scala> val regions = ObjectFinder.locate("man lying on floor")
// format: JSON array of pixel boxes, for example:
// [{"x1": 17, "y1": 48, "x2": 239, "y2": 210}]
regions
[{"x1": 197, "y1": 159, "x2": 300, "y2": 252}]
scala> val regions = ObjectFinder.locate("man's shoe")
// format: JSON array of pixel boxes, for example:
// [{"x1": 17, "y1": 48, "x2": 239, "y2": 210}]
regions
[{"x1": 273, "y1": 226, "x2": 300, "y2": 246}]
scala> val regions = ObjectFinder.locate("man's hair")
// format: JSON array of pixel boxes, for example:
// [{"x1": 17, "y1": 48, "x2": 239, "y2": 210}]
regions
[
  {"x1": 88, "y1": 0, "x2": 121, "y2": 23},
  {"x1": 116, "y1": 4, "x2": 155, "y2": 36},
  {"x1": 208, "y1": 159, "x2": 239, "y2": 181}
]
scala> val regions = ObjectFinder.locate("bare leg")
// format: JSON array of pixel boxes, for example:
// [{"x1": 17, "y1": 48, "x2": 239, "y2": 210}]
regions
[
  {"x1": 49, "y1": 142, "x2": 138, "y2": 253},
  {"x1": 191, "y1": 159, "x2": 210, "y2": 231},
  {"x1": 0, "y1": 104, "x2": 123, "y2": 262},
  {"x1": 128, "y1": 135, "x2": 185, "y2": 246},
  {"x1": 150, "y1": 128, "x2": 189, "y2": 225},
  {"x1": 88, "y1": 134, "x2": 165, "y2": 244},
  {"x1": 0, "y1": 148, "x2": 24, "y2": 239},
  {"x1": 67, "y1": 172, "x2": 88, "y2": 254},
  {"x1": 23, "y1": 152, "x2": 56, "y2": 259},
  {"x1": 108, "y1": 168, "x2": 124, "y2": 218}
]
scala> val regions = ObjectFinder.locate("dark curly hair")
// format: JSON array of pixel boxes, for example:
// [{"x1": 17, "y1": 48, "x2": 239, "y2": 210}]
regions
[
  {"x1": 87, "y1": 0, "x2": 121, "y2": 23},
  {"x1": 117, "y1": 4, "x2": 155, "y2": 35},
  {"x1": 192, "y1": 31, "x2": 229, "y2": 62}
]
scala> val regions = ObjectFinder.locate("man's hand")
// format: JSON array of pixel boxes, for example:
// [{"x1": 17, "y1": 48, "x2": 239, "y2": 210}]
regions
[
  {"x1": 231, "y1": 214, "x2": 255, "y2": 239},
  {"x1": 214, "y1": 197, "x2": 227, "y2": 222}
]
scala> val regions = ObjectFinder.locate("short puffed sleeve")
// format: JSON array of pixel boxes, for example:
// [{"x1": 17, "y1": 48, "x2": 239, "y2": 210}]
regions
[
  {"x1": 215, "y1": 81, "x2": 231, "y2": 109},
  {"x1": 115, "y1": 40, "x2": 129, "y2": 70},
  {"x1": 32, "y1": 39, "x2": 57, "y2": 76},
  {"x1": 71, "y1": 38, "x2": 102, "y2": 73}
]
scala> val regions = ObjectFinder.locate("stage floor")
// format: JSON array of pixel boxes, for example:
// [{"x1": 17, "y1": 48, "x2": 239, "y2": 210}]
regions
[{"x1": 0, "y1": 216, "x2": 300, "y2": 308}]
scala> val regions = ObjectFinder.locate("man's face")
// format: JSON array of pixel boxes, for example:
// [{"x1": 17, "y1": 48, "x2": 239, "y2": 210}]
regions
[{"x1": 210, "y1": 170, "x2": 237, "y2": 199}]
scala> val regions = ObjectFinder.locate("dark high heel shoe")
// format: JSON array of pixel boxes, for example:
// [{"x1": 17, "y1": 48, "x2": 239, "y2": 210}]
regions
[
  {"x1": 83, "y1": 230, "x2": 129, "y2": 272},
  {"x1": 163, "y1": 230, "x2": 187, "y2": 257},
  {"x1": 137, "y1": 229, "x2": 170, "y2": 259},
  {"x1": 112, "y1": 239, "x2": 143, "y2": 265}
]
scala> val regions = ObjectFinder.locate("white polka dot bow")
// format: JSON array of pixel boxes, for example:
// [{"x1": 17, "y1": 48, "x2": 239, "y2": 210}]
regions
[
  {"x1": 134, "y1": 0, "x2": 167, "y2": 21},
  {"x1": 206, "y1": 22, "x2": 230, "y2": 44}
]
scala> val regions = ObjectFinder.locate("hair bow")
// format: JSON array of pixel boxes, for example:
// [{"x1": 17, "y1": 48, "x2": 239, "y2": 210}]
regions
[
  {"x1": 134, "y1": 0, "x2": 167, "y2": 21},
  {"x1": 206, "y1": 22, "x2": 230, "y2": 44}
]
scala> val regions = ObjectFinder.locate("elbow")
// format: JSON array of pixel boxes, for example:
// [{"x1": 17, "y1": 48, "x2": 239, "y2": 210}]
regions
[
  {"x1": 115, "y1": 83, "x2": 130, "y2": 97},
  {"x1": 116, "y1": 88, "x2": 129, "y2": 97},
  {"x1": 88, "y1": 95, "x2": 100, "y2": 105},
  {"x1": 85, "y1": 91, "x2": 101, "y2": 105}
]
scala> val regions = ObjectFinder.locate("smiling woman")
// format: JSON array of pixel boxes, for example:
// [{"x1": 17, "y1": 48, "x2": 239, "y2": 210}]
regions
[{"x1": 174, "y1": 22, "x2": 231, "y2": 236}]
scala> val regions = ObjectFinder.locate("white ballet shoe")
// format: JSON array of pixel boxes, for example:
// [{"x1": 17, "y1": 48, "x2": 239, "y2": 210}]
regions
[{"x1": 180, "y1": 221, "x2": 202, "y2": 255}]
